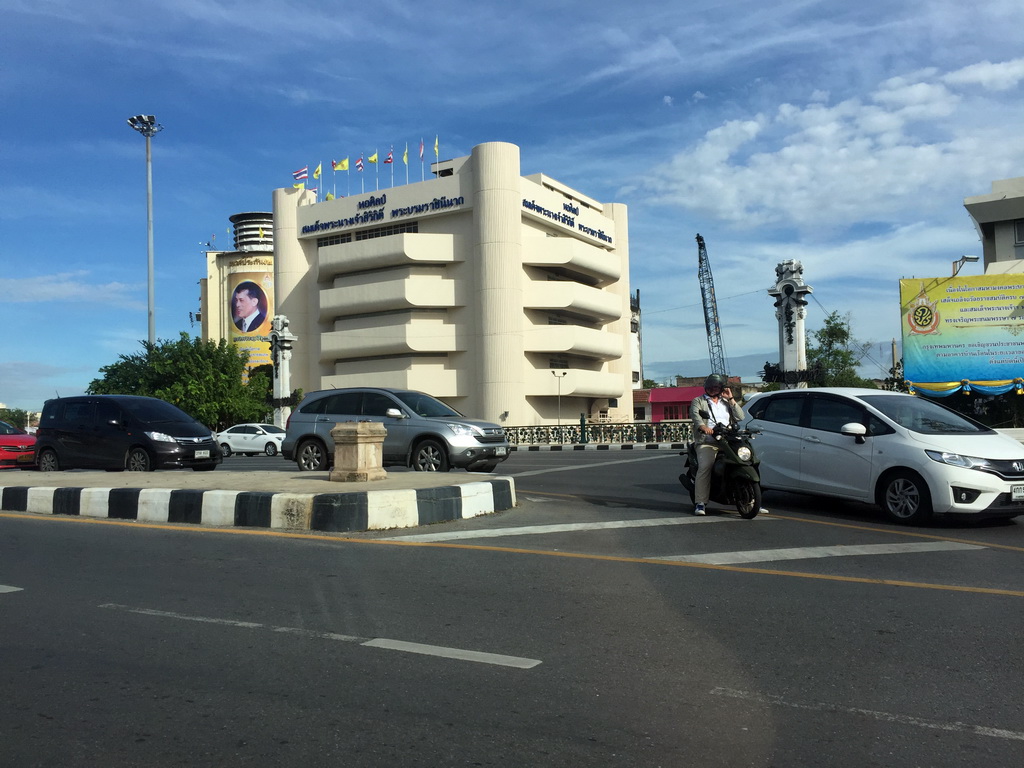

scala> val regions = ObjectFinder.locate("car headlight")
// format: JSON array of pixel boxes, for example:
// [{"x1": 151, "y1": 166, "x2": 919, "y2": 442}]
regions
[
  {"x1": 736, "y1": 446, "x2": 752, "y2": 462},
  {"x1": 447, "y1": 423, "x2": 483, "y2": 437},
  {"x1": 925, "y1": 450, "x2": 990, "y2": 471},
  {"x1": 145, "y1": 430, "x2": 176, "y2": 443}
]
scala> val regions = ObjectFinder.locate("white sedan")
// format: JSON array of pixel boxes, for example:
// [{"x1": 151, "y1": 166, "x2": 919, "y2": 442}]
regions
[{"x1": 216, "y1": 423, "x2": 285, "y2": 457}]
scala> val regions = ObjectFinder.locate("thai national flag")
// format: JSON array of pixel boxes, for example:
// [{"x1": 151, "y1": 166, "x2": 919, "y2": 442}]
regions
[{"x1": 293, "y1": 166, "x2": 308, "y2": 181}]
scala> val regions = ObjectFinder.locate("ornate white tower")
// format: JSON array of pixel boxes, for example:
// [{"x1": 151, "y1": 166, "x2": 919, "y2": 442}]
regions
[{"x1": 767, "y1": 260, "x2": 813, "y2": 389}]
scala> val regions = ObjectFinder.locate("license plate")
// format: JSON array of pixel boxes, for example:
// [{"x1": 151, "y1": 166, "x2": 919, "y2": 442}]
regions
[
  {"x1": 1013, "y1": 485, "x2": 1024, "y2": 502},
  {"x1": 195, "y1": 449, "x2": 210, "y2": 459},
  {"x1": 495, "y1": 447, "x2": 507, "y2": 456}
]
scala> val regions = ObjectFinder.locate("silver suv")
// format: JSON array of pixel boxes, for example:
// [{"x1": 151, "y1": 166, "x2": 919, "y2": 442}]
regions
[{"x1": 282, "y1": 387, "x2": 510, "y2": 472}]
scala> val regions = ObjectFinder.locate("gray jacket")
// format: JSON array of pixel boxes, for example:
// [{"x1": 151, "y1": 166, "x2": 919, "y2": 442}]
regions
[{"x1": 689, "y1": 394, "x2": 744, "y2": 444}]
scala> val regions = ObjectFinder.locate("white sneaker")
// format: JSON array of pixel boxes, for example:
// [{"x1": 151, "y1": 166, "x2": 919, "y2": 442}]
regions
[{"x1": 694, "y1": 503, "x2": 706, "y2": 516}]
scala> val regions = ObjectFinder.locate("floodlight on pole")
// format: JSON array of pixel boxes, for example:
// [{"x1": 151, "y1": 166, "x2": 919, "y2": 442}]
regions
[
  {"x1": 127, "y1": 114, "x2": 164, "y2": 346},
  {"x1": 952, "y1": 254, "x2": 979, "y2": 277}
]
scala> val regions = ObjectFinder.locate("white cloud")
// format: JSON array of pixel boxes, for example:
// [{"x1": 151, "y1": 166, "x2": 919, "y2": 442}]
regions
[
  {"x1": 943, "y1": 58, "x2": 1024, "y2": 91},
  {"x1": 0, "y1": 272, "x2": 144, "y2": 308}
]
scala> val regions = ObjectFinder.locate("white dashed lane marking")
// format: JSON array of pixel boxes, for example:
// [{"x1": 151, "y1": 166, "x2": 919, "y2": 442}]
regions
[
  {"x1": 1, "y1": 584, "x2": 24, "y2": 593},
  {"x1": 99, "y1": 604, "x2": 541, "y2": 669},
  {"x1": 712, "y1": 687, "x2": 1024, "y2": 741},
  {"x1": 656, "y1": 541, "x2": 984, "y2": 564}
]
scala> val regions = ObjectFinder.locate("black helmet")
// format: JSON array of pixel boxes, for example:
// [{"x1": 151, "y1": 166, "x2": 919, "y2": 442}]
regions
[{"x1": 704, "y1": 373, "x2": 726, "y2": 391}]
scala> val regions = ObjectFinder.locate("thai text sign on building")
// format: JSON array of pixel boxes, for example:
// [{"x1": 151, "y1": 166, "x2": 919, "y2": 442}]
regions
[{"x1": 900, "y1": 274, "x2": 1024, "y2": 384}]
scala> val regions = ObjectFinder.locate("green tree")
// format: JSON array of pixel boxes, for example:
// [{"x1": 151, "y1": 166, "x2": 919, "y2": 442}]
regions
[
  {"x1": 881, "y1": 358, "x2": 910, "y2": 393},
  {"x1": 87, "y1": 333, "x2": 269, "y2": 429},
  {"x1": 806, "y1": 311, "x2": 877, "y2": 388},
  {"x1": 642, "y1": 379, "x2": 661, "y2": 389},
  {"x1": 0, "y1": 408, "x2": 30, "y2": 429}
]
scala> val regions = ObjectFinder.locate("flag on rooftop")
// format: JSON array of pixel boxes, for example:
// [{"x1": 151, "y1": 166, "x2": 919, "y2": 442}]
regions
[
  {"x1": 313, "y1": 162, "x2": 322, "y2": 180},
  {"x1": 384, "y1": 147, "x2": 393, "y2": 164},
  {"x1": 356, "y1": 156, "x2": 364, "y2": 172},
  {"x1": 333, "y1": 158, "x2": 349, "y2": 171},
  {"x1": 434, "y1": 135, "x2": 439, "y2": 158},
  {"x1": 368, "y1": 152, "x2": 378, "y2": 164},
  {"x1": 293, "y1": 166, "x2": 308, "y2": 181},
  {"x1": 419, "y1": 138, "x2": 424, "y2": 161},
  {"x1": 293, "y1": 182, "x2": 305, "y2": 189},
  {"x1": 402, "y1": 144, "x2": 408, "y2": 165}
]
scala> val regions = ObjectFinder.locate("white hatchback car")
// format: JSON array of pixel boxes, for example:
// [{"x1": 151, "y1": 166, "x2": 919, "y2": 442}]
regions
[
  {"x1": 741, "y1": 387, "x2": 1024, "y2": 524},
  {"x1": 216, "y1": 423, "x2": 285, "y2": 457}
]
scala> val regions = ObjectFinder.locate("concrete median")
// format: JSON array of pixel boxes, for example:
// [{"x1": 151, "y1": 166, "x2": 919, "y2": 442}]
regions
[{"x1": 0, "y1": 469, "x2": 516, "y2": 533}]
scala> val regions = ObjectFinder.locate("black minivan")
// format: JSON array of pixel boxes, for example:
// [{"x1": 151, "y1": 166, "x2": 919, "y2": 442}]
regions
[{"x1": 34, "y1": 395, "x2": 221, "y2": 472}]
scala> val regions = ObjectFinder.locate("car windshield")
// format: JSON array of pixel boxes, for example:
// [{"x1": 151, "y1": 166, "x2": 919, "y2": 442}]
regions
[
  {"x1": 392, "y1": 391, "x2": 463, "y2": 418},
  {"x1": 859, "y1": 395, "x2": 990, "y2": 435},
  {"x1": 120, "y1": 398, "x2": 196, "y2": 425},
  {"x1": 0, "y1": 421, "x2": 26, "y2": 436}
]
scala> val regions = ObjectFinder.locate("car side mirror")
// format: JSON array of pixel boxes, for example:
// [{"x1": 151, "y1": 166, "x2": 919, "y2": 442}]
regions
[
  {"x1": 385, "y1": 408, "x2": 406, "y2": 419},
  {"x1": 841, "y1": 422, "x2": 867, "y2": 444}
]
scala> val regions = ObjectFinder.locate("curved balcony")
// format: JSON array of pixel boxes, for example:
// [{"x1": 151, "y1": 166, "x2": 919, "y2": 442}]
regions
[
  {"x1": 524, "y1": 325, "x2": 623, "y2": 361},
  {"x1": 317, "y1": 233, "x2": 456, "y2": 280},
  {"x1": 522, "y1": 235, "x2": 621, "y2": 284},
  {"x1": 527, "y1": 369, "x2": 625, "y2": 399},
  {"x1": 523, "y1": 282, "x2": 622, "y2": 322},
  {"x1": 319, "y1": 320, "x2": 459, "y2": 362},
  {"x1": 319, "y1": 272, "x2": 456, "y2": 319}
]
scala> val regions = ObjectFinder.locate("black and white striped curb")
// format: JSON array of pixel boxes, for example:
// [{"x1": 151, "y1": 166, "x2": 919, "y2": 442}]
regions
[
  {"x1": 0, "y1": 479, "x2": 515, "y2": 534},
  {"x1": 511, "y1": 443, "x2": 686, "y2": 452}
]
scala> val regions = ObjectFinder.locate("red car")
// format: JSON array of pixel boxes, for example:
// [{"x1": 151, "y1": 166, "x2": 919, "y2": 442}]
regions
[{"x1": 0, "y1": 420, "x2": 36, "y2": 469}]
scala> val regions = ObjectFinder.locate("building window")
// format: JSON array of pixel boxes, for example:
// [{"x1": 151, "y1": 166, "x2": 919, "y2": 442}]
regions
[
  {"x1": 663, "y1": 405, "x2": 681, "y2": 420},
  {"x1": 317, "y1": 233, "x2": 352, "y2": 247},
  {"x1": 354, "y1": 221, "x2": 419, "y2": 241},
  {"x1": 1015, "y1": 219, "x2": 1024, "y2": 245}
]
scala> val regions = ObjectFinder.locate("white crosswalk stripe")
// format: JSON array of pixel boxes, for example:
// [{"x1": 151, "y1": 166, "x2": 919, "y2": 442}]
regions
[
  {"x1": 653, "y1": 541, "x2": 984, "y2": 565},
  {"x1": 389, "y1": 515, "x2": 769, "y2": 542}
]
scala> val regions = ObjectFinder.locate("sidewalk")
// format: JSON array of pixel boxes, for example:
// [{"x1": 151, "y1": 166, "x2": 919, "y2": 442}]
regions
[{"x1": 0, "y1": 468, "x2": 515, "y2": 534}]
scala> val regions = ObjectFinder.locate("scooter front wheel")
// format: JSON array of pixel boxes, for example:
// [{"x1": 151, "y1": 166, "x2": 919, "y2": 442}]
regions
[{"x1": 733, "y1": 478, "x2": 762, "y2": 519}]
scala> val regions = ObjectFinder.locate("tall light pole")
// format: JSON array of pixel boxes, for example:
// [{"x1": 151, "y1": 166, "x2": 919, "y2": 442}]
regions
[
  {"x1": 552, "y1": 370, "x2": 567, "y2": 443},
  {"x1": 127, "y1": 114, "x2": 163, "y2": 346}
]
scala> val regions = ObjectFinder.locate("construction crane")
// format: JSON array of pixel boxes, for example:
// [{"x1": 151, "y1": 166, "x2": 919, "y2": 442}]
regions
[{"x1": 696, "y1": 233, "x2": 729, "y2": 377}]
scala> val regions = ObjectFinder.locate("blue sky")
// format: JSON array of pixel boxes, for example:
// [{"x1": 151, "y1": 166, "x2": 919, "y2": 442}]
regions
[{"x1": 3, "y1": 0, "x2": 1022, "y2": 411}]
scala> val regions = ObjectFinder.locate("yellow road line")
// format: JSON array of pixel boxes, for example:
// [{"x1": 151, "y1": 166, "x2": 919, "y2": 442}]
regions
[{"x1": 3, "y1": 510, "x2": 1023, "y2": 597}]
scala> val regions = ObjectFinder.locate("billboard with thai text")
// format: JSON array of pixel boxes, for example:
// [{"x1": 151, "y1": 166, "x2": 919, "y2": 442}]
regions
[{"x1": 900, "y1": 274, "x2": 1024, "y2": 386}]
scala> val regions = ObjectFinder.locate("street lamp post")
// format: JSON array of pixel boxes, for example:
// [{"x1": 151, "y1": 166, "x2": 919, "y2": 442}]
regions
[
  {"x1": 127, "y1": 114, "x2": 164, "y2": 346},
  {"x1": 552, "y1": 370, "x2": 568, "y2": 444},
  {"x1": 952, "y1": 254, "x2": 979, "y2": 277}
]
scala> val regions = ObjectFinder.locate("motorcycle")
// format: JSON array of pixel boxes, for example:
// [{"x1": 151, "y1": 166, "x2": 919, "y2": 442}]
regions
[{"x1": 679, "y1": 422, "x2": 762, "y2": 518}]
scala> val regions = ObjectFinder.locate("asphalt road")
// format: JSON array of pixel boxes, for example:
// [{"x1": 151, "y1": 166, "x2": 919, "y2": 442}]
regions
[{"x1": 2, "y1": 450, "x2": 1023, "y2": 766}]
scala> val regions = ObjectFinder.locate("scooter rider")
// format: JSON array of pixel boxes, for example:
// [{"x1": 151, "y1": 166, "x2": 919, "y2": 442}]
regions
[{"x1": 689, "y1": 373, "x2": 744, "y2": 515}]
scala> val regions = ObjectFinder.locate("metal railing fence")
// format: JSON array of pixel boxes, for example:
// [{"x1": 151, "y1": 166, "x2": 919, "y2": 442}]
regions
[{"x1": 504, "y1": 420, "x2": 693, "y2": 446}]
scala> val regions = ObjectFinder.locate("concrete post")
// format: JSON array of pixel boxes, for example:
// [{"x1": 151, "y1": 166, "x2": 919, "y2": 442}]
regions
[{"x1": 329, "y1": 422, "x2": 388, "y2": 482}]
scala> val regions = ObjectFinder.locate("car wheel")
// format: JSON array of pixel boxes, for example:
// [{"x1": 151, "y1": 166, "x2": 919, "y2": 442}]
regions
[
  {"x1": 296, "y1": 439, "x2": 328, "y2": 471},
  {"x1": 37, "y1": 448, "x2": 60, "y2": 472},
  {"x1": 126, "y1": 447, "x2": 153, "y2": 472},
  {"x1": 878, "y1": 470, "x2": 933, "y2": 525},
  {"x1": 265, "y1": 442, "x2": 278, "y2": 457},
  {"x1": 411, "y1": 439, "x2": 450, "y2": 472},
  {"x1": 220, "y1": 443, "x2": 232, "y2": 458}
]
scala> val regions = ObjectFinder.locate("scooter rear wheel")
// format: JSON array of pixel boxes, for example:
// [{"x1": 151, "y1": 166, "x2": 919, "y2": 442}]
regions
[{"x1": 733, "y1": 478, "x2": 762, "y2": 519}]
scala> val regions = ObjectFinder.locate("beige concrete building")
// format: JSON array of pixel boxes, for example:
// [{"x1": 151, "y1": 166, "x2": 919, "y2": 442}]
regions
[
  {"x1": 267, "y1": 141, "x2": 633, "y2": 426},
  {"x1": 964, "y1": 176, "x2": 1024, "y2": 271}
]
